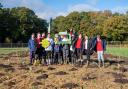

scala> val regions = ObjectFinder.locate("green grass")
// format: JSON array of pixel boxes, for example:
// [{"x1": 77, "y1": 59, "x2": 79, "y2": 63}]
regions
[
  {"x1": 106, "y1": 47, "x2": 128, "y2": 57},
  {"x1": 0, "y1": 47, "x2": 128, "y2": 57},
  {"x1": 0, "y1": 48, "x2": 28, "y2": 55}
]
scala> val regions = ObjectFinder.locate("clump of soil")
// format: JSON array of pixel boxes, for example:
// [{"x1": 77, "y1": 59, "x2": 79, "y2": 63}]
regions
[
  {"x1": 4, "y1": 80, "x2": 16, "y2": 87},
  {"x1": 21, "y1": 75, "x2": 28, "y2": 78},
  {"x1": 4, "y1": 67, "x2": 15, "y2": 72},
  {"x1": 9, "y1": 63, "x2": 18, "y2": 66},
  {"x1": 74, "y1": 61, "x2": 84, "y2": 68},
  {"x1": 3, "y1": 56, "x2": 9, "y2": 60},
  {"x1": 36, "y1": 74, "x2": 48, "y2": 80},
  {"x1": 31, "y1": 81, "x2": 42, "y2": 86},
  {"x1": 69, "y1": 68, "x2": 78, "y2": 71},
  {"x1": 0, "y1": 64, "x2": 15, "y2": 72},
  {"x1": 18, "y1": 65, "x2": 29, "y2": 70},
  {"x1": 119, "y1": 67, "x2": 128, "y2": 72},
  {"x1": 106, "y1": 72, "x2": 126, "y2": 78},
  {"x1": 88, "y1": 63, "x2": 98, "y2": 68},
  {"x1": 0, "y1": 73, "x2": 5, "y2": 77},
  {"x1": 47, "y1": 67, "x2": 56, "y2": 70},
  {"x1": 54, "y1": 71, "x2": 68, "y2": 75},
  {"x1": 114, "y1": 78, "x2": 128, "y2": 84},
  {"x1": 61, "y1": 83, "x2": 79, "y2": 88},
  {"x1": 0, "y1": 64, "x2": 13, "y2": 68},
  {"x1": 46, "y1": 84, "x2": 55, "y2": 88},
  {"x1": 82, "y1": 76, "x2": 97, "y2": 81},
  {"x1": 109, "y1": 60, "x2": 118, "y2": 65},
  {"x1": 0, "y1": 80, "x2": 3, "y2": 83},
  {"x1": 34, "y1": 69, "x2": 46, "y2": 73}
]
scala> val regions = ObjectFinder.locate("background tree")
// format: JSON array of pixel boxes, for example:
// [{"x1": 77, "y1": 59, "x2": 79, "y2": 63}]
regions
[
  {"x1": 0, "y1": 4, "x2": 48, "y2": 43},
  {"x1": 52, "y1": 10, "x2": 128, "y2": 41}
]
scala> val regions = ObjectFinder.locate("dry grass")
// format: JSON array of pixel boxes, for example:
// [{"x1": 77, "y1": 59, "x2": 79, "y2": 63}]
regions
[{"x1": 0, "y1": 52, "x2": 128, "y2": 89}]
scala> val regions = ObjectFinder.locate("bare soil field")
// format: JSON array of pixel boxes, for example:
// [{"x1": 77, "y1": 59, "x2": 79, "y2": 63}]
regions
[{"x1": 0, "y1": 52, "x2": 128, "y2": 89}]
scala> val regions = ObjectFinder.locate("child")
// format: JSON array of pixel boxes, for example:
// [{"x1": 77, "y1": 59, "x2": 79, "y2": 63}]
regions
[
  {"x1": 62, "y1": 35, "x2": 70, "y2": 64},
  {"x1": 54, "y1": 35, "x2": 60, "y2": 64},
  {"x1": 28, "y1": 33, "x2": 36, "y2": 65}
]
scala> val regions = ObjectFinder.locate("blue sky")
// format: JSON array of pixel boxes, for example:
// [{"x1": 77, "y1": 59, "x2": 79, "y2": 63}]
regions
[{"x1": 1, "y1": 0, "x2": 128, "y2": 20}]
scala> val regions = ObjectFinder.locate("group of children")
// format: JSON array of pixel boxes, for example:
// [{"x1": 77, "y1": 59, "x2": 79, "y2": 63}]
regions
[{"x1": 28, "y1": 30, "x2": 106, "y2": 67}]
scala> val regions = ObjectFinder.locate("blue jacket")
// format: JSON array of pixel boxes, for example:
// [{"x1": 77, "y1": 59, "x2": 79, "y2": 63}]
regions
[{"x1": 28, "y1": 38, "x2": 36, "y2": 52}]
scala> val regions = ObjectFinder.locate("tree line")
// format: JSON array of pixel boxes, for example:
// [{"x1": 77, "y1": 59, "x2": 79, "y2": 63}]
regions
[
  {"x1": 0, "y1": 3, "x2": 48, "y2": 43},
  {"x1": 0, "y1": 2, "x2": 128, "y2": 43},
  {"x1": 52, "y1": 11, "x2": 128, "y2": 41}
]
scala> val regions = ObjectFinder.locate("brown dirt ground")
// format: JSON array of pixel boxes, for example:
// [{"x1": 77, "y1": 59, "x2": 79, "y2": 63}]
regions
[{"x1": 0, "y1": 52, "x2": 128, "y2": 89}]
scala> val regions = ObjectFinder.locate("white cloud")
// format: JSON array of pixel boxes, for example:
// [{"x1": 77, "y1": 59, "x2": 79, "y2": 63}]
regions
[
  {"x1": 36, "y1": 11, "x2": 57, "y2": 20},
  {"x1": 68, "y1": 4, "x2": 99, "y2": 12},
  {"x1": 112, "y1": 6, "x2": 128, "y2": 13},
  {"x1": 56, "y1": 12, "x2": 68, "y2": 17},
  {"x1": 1, "y1": 0, "x2": 100, "y2": 19},
  {"x1": 55, "y1": 4, "x2": 99, "y2": 18},
  {"x1": 1, "y1": 0, "x2": 55, "y2": 20},
  {"x1": 1, "y1": 0, "x2": 128, "y2": 20}
]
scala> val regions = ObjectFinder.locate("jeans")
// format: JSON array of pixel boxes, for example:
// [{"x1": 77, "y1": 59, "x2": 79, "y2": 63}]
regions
[
  {"x1": 54, "y1": 52, "x2": 59, "y2": 64},
  {"x1": 46, "y1": 50, "x2": 52, "y2": 64},
  {"x1": 76, "y1": 48, "x2": 82, "y2": 60},
  {"x1": 30, "y1": 51, "x2": 35, "y2": 64},
  {"x1": 83, "y1": 49, "x2": 90, "y2": 61},
  {"x1": 97, "y1": 51, "x2": 104, "y2": 62}
]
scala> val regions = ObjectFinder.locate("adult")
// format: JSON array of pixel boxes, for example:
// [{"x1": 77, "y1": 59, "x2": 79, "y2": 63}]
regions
[
  {"x1": 82, "y1": 35, "x2": 93, "y2": 67},
  {"x1": 45, "y1": 33, "x2": 54, "y2": 65},
  {"x1": 28, "y1": 33, "x2": 36, "y2": 65},
  {"x1": 93, "y1": 35, "x2": 106, "y2": 68},
  {"x1": 41, "y1": 32, "x2": 47, "y2": 65},
  {"x1": 74, "y1": 33, "x2": 83, "y2": 61},
  {"x1": 35, "y1": 33, "x2": 42, "y2": 64}
]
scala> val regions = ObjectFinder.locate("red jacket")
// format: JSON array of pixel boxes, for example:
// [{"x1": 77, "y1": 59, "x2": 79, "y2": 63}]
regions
[
  {"x1": 97, "y1": 39, "x2": 103, "y2": 51},
  {"x1": 75, "y1": 38, "x2": 82, "y2": 48},
  {"x1": 36, "y1": 38, "x2": 41, "y2": 48}
]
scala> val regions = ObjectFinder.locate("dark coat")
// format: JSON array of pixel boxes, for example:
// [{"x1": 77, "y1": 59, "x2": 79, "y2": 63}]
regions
[
  {"x1": 93, "y1": 37, "x2": 107, "y2": 52},
  {"x1": 72, "y1": 37, "x2": 83, "y2": 50},
  {"x1": 82, "y1": 38, "x2": 93, "y2": 50},
  {"x1": 82, "y1": 38, "x2": 93, "y2": 55}
]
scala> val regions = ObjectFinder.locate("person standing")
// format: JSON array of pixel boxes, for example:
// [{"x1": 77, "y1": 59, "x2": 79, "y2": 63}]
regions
[
  {"x1": 82, "y1": 35, "x2": 93, "y2": 67},
  {"x1": 45, "y1": 33, "x2": 54, "y2": 65},
  {"x1": 75, "y1": 33, "x2": 83, "y2": 61},
  {"x1": 93, "y1": 35, "x2": 106, "y2": 68},
  {"x1": 53, "y1": 35, "x2": 60, "y2": 64},
  {"x1": 35, "y1": 33, "x2": 42, "y2": 64},
  {"x1": 28, "y1": 33, "x2": 36, "y2": 65},
  {"x1": 41, "y1": 32, "x2": 47, "y2": 65}
]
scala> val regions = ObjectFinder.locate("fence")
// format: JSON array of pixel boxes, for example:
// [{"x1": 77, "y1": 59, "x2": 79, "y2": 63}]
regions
[
  {"x1": 107, "y1": 41, "x2": 128, "y2": 47},
  {"x1": 0, "y1": 41, "x2": 128, "y2": 48},
  {"x1": 0, "y1": 43, "x2": 28, "y2": 48}
]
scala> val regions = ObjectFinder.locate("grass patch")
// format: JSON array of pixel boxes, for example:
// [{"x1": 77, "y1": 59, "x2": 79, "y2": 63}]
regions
[
  {"x1": 0, "y1": 47, "x2": 128, "y2": 57},
  {"x1": 0, "y1": 48, "x2": 28, "y2": 55},
  {"x1": 106, "y1": 47, "x2": 128, "y2": 57}
]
